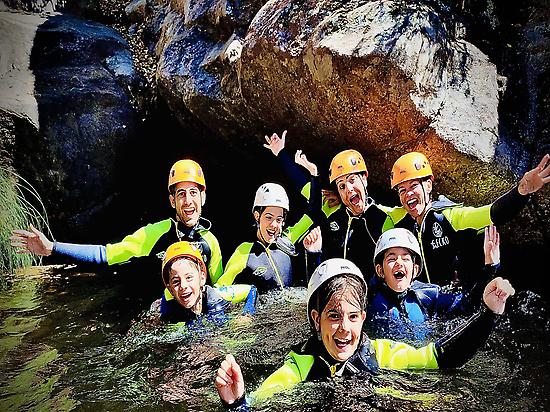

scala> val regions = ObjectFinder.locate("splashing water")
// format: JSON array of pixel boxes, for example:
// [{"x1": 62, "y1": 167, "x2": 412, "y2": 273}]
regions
[{"x1": 0, "y1": 267, "x2": 549, "y2": 411}]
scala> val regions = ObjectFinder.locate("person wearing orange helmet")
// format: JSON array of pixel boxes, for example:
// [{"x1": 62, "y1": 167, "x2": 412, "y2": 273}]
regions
[
  {"x1": 159, "y1": 241, "x2": 256, "y2": 324},
  {"x1": 265, "y1": 135, "x2": 400, "y2": 280},
  {"x1": 389, "y1": 151, "x2": 550, "y2": 286},
  {"x1": 301, "y1": 149, "x2": 401, "y2": 279},
  {"x1": 11, "y1": 159, "x2": 224, "y2": 285}
]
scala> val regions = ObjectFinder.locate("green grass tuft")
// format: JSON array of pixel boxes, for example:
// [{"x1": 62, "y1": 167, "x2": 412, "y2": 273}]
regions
[{"x1": 0, "y1": 166, "x2": 51, "y2": 283}]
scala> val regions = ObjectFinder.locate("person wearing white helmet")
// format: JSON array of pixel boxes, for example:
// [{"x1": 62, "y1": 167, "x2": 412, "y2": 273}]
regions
[
  {"x1": 215, "y1": 182, "x2": 318, "y2": 293},
  {"x1": 367, "y1": 226, "x2": 501, "y2": 341},
  {"x1": 215, "y1": 257, "x2": 515, "y2": 408}
]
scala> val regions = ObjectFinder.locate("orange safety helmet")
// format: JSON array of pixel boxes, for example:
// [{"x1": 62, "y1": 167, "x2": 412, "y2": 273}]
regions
[
  {"x1": 161, "y1": 241, "x2": 206, "y2": 286},
  {"x1": 168, "y1": 159, "x2": 206, "y2": 192},
  {"x1": 390, "y1": 152, "x2": 433, "y2": 189},
  {"x1": 329, "y1": 149, "x2": 368, "y2": 184}
]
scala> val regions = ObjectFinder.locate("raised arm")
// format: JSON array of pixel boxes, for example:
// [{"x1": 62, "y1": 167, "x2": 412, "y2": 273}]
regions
[
  {"x1": 492, "y1": 154, "x2": 550, "y2": 224},
  {"x1": 375, "y1": 277, "x2": 514, "y2": 370}
]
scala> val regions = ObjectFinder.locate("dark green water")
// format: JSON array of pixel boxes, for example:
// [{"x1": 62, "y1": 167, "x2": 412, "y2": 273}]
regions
[{"x1": 1, "y1": 266, "x2": 549, "y2": 411}]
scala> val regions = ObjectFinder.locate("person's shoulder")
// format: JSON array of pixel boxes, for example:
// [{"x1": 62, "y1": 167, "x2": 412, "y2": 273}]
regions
[{"x1": 432, "y1": 195, "x2": 462, "y2": 210}]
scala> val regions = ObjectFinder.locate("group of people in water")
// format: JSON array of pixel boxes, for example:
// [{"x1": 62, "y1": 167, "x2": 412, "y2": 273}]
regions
[{"x1": 10, "y1": 132, "x2": 550, "y2": 409}]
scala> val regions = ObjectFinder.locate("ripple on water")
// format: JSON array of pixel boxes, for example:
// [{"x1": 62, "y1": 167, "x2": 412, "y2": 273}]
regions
[{"x1": 1, "y1": 268, "x2": 550, "y2": 411}]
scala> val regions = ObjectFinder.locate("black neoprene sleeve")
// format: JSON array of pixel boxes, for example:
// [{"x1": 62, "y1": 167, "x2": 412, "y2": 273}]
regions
[
  {"x1": 490, "y1": 185, "x2": 529, "y2": 225},
  {"x1": 434, "y1": 307, "x2": 496, "y2": 369}
]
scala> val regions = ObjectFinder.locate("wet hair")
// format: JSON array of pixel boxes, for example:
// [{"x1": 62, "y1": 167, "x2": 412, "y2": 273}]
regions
[
  {"x1": 163, "y1": 256, "x2": 202, "y2": 286},
  {"x1": 310, "y1": 274, "x2": 367, "y2": 328},
  {"x1": 253, "y1": 206, "x2": 288, "y2": 223}
]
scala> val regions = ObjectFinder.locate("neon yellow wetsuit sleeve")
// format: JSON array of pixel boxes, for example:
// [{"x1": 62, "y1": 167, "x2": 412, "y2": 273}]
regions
[
  {"x1": 250, "y1": 351, "x2": 313, "y2": 402},
  {"x1": 372, "y1": 339, "x2": 439, "y2": 370},
  {"x1": 105, "y1": 219, "x2": 172, "y2": 265},
  {"x1": 377, "y1": 205, "x2": 408, "y2": 232},
  {"x1": 202, "y1": 230, "x2": 224, "y2": 284},
  {"x1": 441, "y1": 205, "x2": 492, "y2": 231},
  {"x1": 215, "y1": 284, "x2": 252, "y2": 304},
  {"x1": 215, "y1": 243, "x2": 253, "y2": 287}
]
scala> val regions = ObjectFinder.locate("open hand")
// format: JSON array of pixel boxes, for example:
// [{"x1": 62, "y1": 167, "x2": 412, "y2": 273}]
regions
[
  {"x1": 518, "y1": 154, "x2": 550, "y2": 195},
  {"x1": 10, "y1": 225, "x2": 53, "y2": 256},
  {"x1": 483, "y1": 277, "x2": 515, "y2": 314},
  {"x1": 263, "y1": 130, "x2": 287, "y2": 156},
  {"x1": 483, "y1": 225, "x2": 500, "y2": 265},
  {"x1": 215, "y1": 354, "x2": 245, "y2": 405},
  {"x1": 295, "y1": 150, "x2": 318, "y2": 176}
]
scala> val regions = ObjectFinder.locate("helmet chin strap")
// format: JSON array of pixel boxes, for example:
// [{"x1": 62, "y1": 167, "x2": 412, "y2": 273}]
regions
[
  {"x1": 418, "y1": 180, "x2": 431, "y2": 222},
  {"x1": 361, "y1": 177, "x2": 369, "y2": 213}
]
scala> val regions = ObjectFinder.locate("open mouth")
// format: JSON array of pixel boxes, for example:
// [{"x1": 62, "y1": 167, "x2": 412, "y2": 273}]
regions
[
  {"x1": 179, "y1": 291, "x2": 193, "y2": 301},
  {"x1": 393, "y1": 270, "x2": 406, "y2": 280},
  {"x1": 349, "y1": 193, "x2": 361, "y2": 206},
  {"x1": 266, "y1": 229, "x2": 278, "y2": 238},
  {"x1": 406, "y1": 198, "x2": 419, "y2": 210},
  {"x1": 183, "y1": 207, "x2": 196, "y2": 216},
  {"x1": 334, "y1": 338, "x2": 352, "y2": 349}
]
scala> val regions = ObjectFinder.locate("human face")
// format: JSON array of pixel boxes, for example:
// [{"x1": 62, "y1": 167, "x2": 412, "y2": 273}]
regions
[
  {"x1": 376, "y1": 247, "x2": 418, "y2": 292},
  {"x1": 255, "y1": 206, "x2": 285, "y2": 245},
  {"x1": 168, "y1": 258, "x2": 206, "y2": 313},
  {"x1": 170, "y1": 181, "x2": 204, "y2": 227},
  {"x1": 397, "y1": 179, "x2": 432, "y2": 222},
  {"x1": 311, "y1": 290, "x2": 366, "y2": 362},
  {"x1": 335, "y1": 173, "x2": 368, "y2": 216}
]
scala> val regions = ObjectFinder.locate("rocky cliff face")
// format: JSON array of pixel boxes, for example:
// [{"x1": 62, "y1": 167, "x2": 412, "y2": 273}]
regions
[
  {"x1": 0, "y1": 10, "x2": 142, "y2": 239},
  {"x1": 136, "y1": 0, "x2": 545, "y2": 221},
  {"x1": 1, "y1": 0, "x2": 548, "y2": 267}
]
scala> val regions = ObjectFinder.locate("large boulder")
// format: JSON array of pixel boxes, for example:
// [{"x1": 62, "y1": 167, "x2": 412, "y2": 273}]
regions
[
  {"x1": 240, "y1": 0, "x2": 509, "y2": 198},
  {"x1": 0, "y1": 11, "x2": 142, "y2": 240},
  {"x1": 129, "y1": 0, "x2": 549, "y2": 258},
  {"x1": 137, "y1": 0, "x2": 519, "y2": 193}
]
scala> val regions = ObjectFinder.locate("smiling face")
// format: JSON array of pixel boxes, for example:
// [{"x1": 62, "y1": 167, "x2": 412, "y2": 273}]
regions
[
  {"x1": 397, "y1": 178, "x2": 432, "y2": 223},
  {"x1": 335, "y1": 173, "x2": 368, "y2": 216},
  {"x1": 311, "y1": 289, "x2": 366, "y2": 362},
  {"x1": 255, "y1": 206, "x2": 285, "y2": 245},
  {"x1": 375, "y1": 247, "x2": 419, "y2": 293},
  {"x1": 170, "y1": 181, "x2": 205, "y2": 227},
  {"x1": 167, "y1": 258, "x2": 206, "y2": 313}
]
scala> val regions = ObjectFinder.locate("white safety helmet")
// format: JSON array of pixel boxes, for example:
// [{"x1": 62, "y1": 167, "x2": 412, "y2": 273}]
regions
[
  {"x1": 306, "y1": 258, "x2": 367, "y2": 326},
  {"x1": 373, "y1": 228, "x2": 423, "y2": 274},
  {"x1": 252, "y1": 183, "x2": 289, "y2": 213}
]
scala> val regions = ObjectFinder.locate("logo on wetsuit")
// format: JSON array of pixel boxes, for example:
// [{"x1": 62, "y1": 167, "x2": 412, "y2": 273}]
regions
[
  {"x1": 253, "y1": 266, "x2": 267, "y2": 276},
  {"x1": 330, "y1": 221, "x2": 340, "y2": 231},
  {"x1": 430, "y1": 222, "x2": 449, "y2": 249}
]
